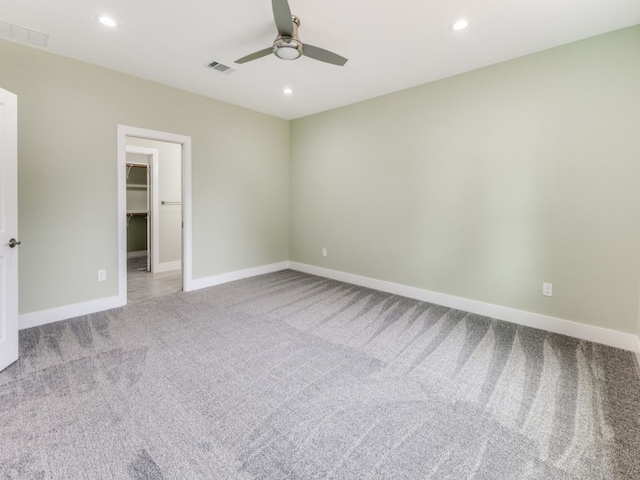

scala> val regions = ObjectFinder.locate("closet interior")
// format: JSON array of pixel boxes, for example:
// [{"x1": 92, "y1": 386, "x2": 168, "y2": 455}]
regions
[{"x1": 126, "y1": 161, "x2": 150, "y2": 272}]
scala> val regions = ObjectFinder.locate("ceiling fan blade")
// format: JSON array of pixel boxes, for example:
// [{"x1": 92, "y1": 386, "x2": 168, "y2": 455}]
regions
[
  {"x1": 303, "y1": 44, "x2": 348, "y2": 66},
  {"x1": 272, "y1": 0, "x2": 294, "y2": 37},
  {"x1": 235, "y1": 47, "x2": 273, "y2": 64}
]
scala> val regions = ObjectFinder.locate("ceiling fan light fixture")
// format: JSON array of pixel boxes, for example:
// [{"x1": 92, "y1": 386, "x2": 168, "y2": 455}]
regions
[
  {"x1": 274, "y1": 43, "x2": 302, "y2": 60},
  {"x1": 234, "y1": 0, "x2": 347, "y2": 66}
]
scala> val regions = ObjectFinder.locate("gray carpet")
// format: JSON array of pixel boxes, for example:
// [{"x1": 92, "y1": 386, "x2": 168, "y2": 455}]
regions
[{"x1": 1, "y1": 270, "x2": 639, "y2": 479}]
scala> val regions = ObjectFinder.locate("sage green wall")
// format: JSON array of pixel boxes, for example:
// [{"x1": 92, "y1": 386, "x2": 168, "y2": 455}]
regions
[
  {"x1": 3, "y1": 26, "x2": 639, "y2": 333},
  {"x1": 126, "y1": 217, "x2": 147, "y2": 252},
  {"x1": 0, "y1": 39, "x2": 289, "y2": 315},
  {"x1": 290, "y1": 26, "x2": 640, "y2": 333}
]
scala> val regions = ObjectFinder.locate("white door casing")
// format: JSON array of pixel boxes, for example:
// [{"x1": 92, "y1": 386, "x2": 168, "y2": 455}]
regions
[
  {"x1": 0, "y1": 87, "x2": 19, "y2": 372},
  {"x1": 117, "y1": 125, "x2": 193, "y2": 304}
]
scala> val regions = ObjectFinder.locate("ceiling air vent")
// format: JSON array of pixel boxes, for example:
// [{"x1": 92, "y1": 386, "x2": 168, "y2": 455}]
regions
[
  {"x1": 0, "y1": 19, "x2": 50, "y2": 48},
  {"x1": 206, "y1": 61, "x2": 236, "y2": 75}
]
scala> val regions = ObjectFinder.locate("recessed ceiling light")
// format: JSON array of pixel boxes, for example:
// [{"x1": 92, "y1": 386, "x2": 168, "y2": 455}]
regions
[
  {"x1": 97, "y1": 16, "x2": 118, "y2": 27},
  {"x1": 283, "y1": 87, "x2": 293, "y2": 95},
  {"x1": 450, "y1": 19, "x2": 470, "y2": 31}
]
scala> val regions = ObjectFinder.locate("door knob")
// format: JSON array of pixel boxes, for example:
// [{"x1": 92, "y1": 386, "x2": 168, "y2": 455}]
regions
[{"x1": 8, "y1": 238, "x2": 21, "y2": 248}]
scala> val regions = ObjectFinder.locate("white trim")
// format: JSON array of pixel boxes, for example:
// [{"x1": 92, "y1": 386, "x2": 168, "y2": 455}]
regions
[
  {"x1": 181, "y1": 136, "x2": 193, "y2": 292},
  {"x1": 118, "y1": 125, "x2": 193, "y2": 302},
  {"x1": 17, "y1": 262, "x2": 287, "y2": 330},
  {"x1": 17, "y1": 260, "x2": 640, "y2": 361},
  {"x1": 289, "y1": 262, "x2": 639, "y2": 352},
  {"x1": 19, "y1": 296, "x2": 125, "y2": 330},
  {"x1": 154, "y1": 261, "x2": 182, "y2": 273},
  {"x1": 187, "y1": 262, "x2": 290, "y2": 292}
]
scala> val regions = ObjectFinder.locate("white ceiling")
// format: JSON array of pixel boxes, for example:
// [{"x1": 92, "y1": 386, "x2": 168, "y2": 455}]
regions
[{"x1": 2, "y1": 0, "x2": 640, "y2": 119}]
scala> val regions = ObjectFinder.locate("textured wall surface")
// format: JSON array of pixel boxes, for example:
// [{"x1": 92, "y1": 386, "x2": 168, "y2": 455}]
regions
[
  {"x1": 0, "y1": 39, "x2": 289, "y2": 314},
  {"x1": 2, "y1": 26, "x2": 640, "y2": 336},
  {"x1": 291, "y1": 26, "x2": 640, "y2": 333}
]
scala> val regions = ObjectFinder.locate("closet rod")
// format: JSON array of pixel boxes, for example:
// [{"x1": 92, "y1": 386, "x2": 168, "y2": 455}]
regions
[
  {"x1": 161, "y1": 201, "x2": 181, "y2": 205},
  {"x1": 126, "y1": 162, "x2": 148, "y2": 168}
]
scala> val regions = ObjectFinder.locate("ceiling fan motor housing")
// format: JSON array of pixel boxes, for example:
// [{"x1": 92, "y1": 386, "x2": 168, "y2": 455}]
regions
[{"x1": 273, "y1": 15, "x2": 303, "y2": 60}]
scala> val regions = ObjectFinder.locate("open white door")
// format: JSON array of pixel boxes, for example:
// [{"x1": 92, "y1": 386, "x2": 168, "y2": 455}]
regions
[{"x1": 0, "y1": 87, "x2": 18, "y2": 372}]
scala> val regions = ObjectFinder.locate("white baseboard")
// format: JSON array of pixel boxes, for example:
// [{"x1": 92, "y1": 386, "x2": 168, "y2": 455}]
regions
[
  {"x1": 289, "y1": 262, "x2": 639, "y2": 353},
  {"x1": 19, "y1": 295, "x2": 125, "y2": 330},
  {"x1": 154, "y1": 260, "x2": 181, "y2": 273},
  {"x1": 185, "y1": 261, "x2": 290, "y2": 292},
  {"x1": 18, "y1": 262, "x2": 289, "y2": 330},
  {"x1": 17, "y1": 260, "x2": 640, "y2": 364}
]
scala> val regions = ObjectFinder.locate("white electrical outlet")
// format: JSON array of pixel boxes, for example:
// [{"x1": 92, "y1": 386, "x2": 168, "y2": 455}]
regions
[
  {"x1": 542, "y1": 282, "x2": 552, "y2": 297},
  {"x1": 322, "y1": 248, "x2": 327, "y2": 257},
  {"x1": 98, "y1": 269, "x2": 106, "y2": 282}
]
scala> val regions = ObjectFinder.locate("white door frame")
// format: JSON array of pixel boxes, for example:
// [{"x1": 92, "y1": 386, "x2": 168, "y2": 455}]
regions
[
  {"x1": 117, "y1": 125, "x2": 193, "y2": 304},
  {"x1": 125, "y1": 145, "x2": 159, "y2": 273},
  {"x1": 0, "y1": 87, "x2": 18, "y2": 372}
]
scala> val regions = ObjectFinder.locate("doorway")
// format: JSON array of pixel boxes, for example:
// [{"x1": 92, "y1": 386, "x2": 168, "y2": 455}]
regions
[
  {"x1": 126, "y1": 146, "x2": 157, "y2": 273},
  {"x1": 117, "y1": 125, "x2": 193, "y2": 305}
]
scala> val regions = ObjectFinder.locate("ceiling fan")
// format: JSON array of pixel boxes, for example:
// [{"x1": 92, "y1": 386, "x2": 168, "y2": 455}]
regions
[{"x1": 235, "y1": 0, "x2": 348, "y2": 66}]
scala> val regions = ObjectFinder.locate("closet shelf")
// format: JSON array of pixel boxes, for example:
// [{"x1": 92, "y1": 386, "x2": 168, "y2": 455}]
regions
[
  {"x1": 127, "y1": 184, "x2": 147, "y2": 189},
  {"x1": 126, "y1": 210, "x2": 147, "y2": 227}
]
